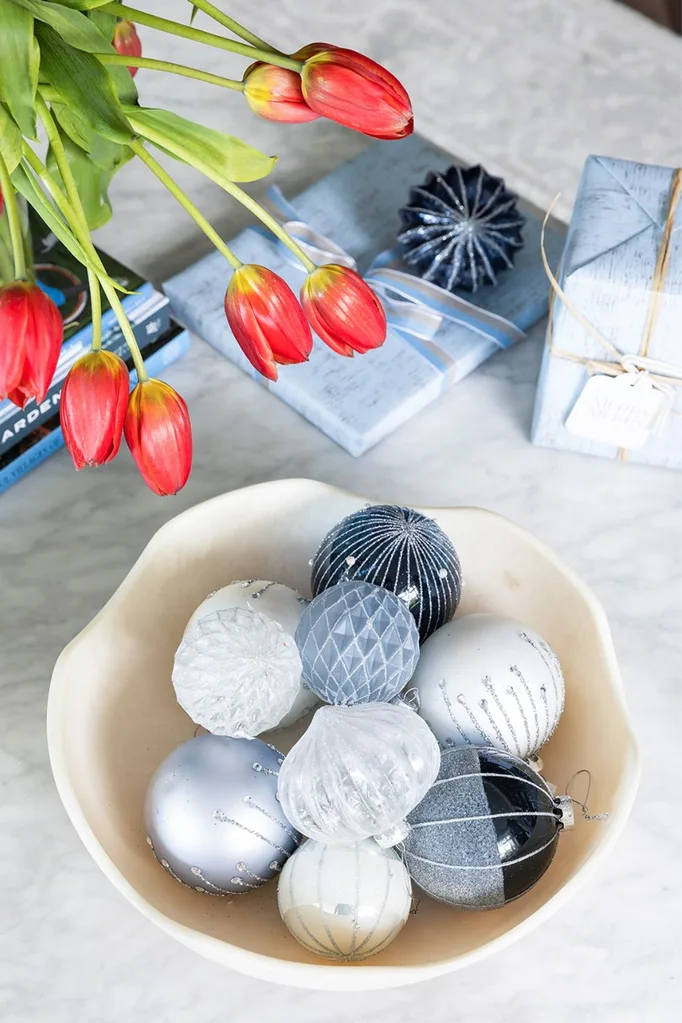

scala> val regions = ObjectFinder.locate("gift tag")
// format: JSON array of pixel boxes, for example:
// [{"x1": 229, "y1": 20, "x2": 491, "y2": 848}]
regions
[{"x1": 565, "y1": 372, "x2": 672, "y2": 449}]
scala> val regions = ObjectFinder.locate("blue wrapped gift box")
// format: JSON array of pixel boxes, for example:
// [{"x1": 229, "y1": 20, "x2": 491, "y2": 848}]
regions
[
  {"x1": 532, "y1": 155, "x2": 682, "y2": 469},
  {"x1": 164, "y1": 135, "x2": 564, "y2": 456}
]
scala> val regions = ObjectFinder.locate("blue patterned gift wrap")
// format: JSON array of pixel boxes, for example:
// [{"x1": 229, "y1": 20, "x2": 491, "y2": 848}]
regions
[
  {"x1": 164, "y1": 135, "x2": 564, "y2": 457},
  {"x1": 532, "y1": 155, "x2": 682, "y2": 469}
]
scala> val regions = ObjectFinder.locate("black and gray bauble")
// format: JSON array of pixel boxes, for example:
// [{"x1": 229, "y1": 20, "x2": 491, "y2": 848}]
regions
[
  {"x1": 310, "y1": 505, "x2": 462, "y2": 642},
  {"x1": 402, "y1": 746, "x2": 564, "y2": 909}
]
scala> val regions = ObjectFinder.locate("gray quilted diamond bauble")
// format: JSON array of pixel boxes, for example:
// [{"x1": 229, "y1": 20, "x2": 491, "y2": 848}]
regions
[{"x1": 295, "y1": 581, "x2": 420, "y2": 705}]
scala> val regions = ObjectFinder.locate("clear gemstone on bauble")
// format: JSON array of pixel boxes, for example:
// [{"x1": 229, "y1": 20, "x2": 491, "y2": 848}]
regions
[{"x1": 172, "y1": 607, "x2": 302, "y2": 738}]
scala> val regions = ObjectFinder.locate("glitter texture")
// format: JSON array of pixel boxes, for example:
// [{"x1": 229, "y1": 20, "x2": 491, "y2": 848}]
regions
[
  {"x1": 397, "y1": 164, "x2": 525, "y2": 292},
  {"x1": 311, "y1": 505, "x2": 462, "y2": 642}
]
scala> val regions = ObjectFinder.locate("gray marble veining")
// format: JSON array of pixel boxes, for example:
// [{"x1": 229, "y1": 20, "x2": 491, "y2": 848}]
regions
[{"x1": 1, "y1": 1, "x2": 681, "y2": 1021}]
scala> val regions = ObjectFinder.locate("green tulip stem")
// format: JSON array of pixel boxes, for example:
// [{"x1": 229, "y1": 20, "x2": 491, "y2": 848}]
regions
[
  {"x1": 0, "y1": 154, "x2": 27, "y2": 280},
  {"x1": 88, "y1": 270, "x2": 102, "y2": 351},
  {"x1": 96, "y1": 54, "x2": 245, "y2": 91},
  {"x1": 21, "y1": 141, "x2": 148, "y2": 381},
  {"x1": 219, "y1": 179, "x2": 317, "y2": 274},
  {"x1": 129, "y1": 140, "x2": 242, "y2": 271},
  {"x1": 189, "y1": 0, "x2": 283, "y2": 55},
  {"x1": 102, "y1": 4, "x2": 303, "y2": 71}
]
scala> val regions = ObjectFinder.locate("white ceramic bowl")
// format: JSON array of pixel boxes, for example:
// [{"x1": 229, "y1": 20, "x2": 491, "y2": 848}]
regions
[{"x1": 48, "y1": 479, "x2": 640, "y2": 991}]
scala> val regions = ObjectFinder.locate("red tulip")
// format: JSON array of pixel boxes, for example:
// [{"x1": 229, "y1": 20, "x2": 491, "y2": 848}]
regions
[
  {"x1": 224, "y1": 264, "x2": 312, "y2": 381},
  {"x1": 60, "y1": 351, "x2": 129, "y2": 469},
  {"x1": 0, "y1": 187, "x2": 3, "y2": 217},
  {"x1": 243, "y1": 62, "x2": 319, "y2": 123},
  {"x1": 124, "y1": 379, "x2": 192, "y2": 496},
  {"x1": 299, "y1": 45, "x2": 413, "y2": 140},
  {"x1": 0, "y1": 281, "x2": 63, "y2": 407},
  {"x1": 300, "y1": 264, "x2": 387, "y2": 356},
  {"x1": 113, "y1": 18, "x2": 142, "y2": 77}
]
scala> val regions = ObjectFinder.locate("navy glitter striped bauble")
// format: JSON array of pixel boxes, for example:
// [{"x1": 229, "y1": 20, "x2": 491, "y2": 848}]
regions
[
  {"x1": 311, "y1": 505, "x2": 462, "y2": 642},
  {"x1": 398, "y1": 164, "x2": 526, "y2": 293},
  {"x1": 403, "y1": 747, "x2": 563, "y2": 909}
]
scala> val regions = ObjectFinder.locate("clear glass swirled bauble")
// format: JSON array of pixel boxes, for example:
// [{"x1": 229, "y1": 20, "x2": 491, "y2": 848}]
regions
[{"x1": 277, "y1": 703, "x2": 441, "y2": 846}]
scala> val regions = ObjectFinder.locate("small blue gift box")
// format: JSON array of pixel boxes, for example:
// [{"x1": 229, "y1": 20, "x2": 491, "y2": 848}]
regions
[
  {"x1": 164, "y1": 135, "x2": 563, "y2": 456},
  {"x1": 532, "y1": 155, "x2": 682, "y2": 469}
]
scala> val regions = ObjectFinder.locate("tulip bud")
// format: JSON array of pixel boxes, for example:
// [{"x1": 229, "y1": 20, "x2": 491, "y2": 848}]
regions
[
  {"x1": 60, "y1": 351, "x2": 129, "y2": 469},
  {"x1": 243, "y1": 62, "x2": 319, "y2": 123},
  {"x1": 299, "y1": 45, "x2": 413, "y2": 140},
  {"x1": 124, "y1": 379, "x2": 192, "y2": 496},
  {"x1": 301, "y1": 264, "x2": 387, "y2": 356},
  {"x1": 113, "y1": 18, "x2": 142, "y2": 77},
  {"x1": 224, "y1": 264, "x2": 312, "y2": 381},
  {"x1": 0, "y1": 281, "x2": 63, "y2": 407}
]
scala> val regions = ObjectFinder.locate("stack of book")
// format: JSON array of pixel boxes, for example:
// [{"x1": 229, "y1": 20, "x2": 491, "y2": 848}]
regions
[{"x1": 0, "y1": 211, "x2": 190, "y2": 494}]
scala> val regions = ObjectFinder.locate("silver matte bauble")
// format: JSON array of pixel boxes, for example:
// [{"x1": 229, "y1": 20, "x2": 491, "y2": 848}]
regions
[
  {"x1": 295, "y1": 581, "x2": 420, "y2": 705},
  {"x1": 187, "y1": 580, "x2": 318, "y2": 728},
  {"x1": 172, "y1": 607, "x2": 303, "y2": 738},
  {"x1": 412, "y1": 613, "x2": 565, "y2": 759},
  {"x1": 278, "y1": 838, "x2": 412, "y2": 961},
  {"x1": 278, "y1": 703, "x2": 441, "y2": 846},
  {"x1": 145, "y1": 734, "x2": 301, "y2": 895}
]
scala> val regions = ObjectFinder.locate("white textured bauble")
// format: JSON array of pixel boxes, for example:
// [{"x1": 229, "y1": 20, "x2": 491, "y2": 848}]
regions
[
  {"x1": 412, "y1": 613, "x2": 565, "y2": 760},
  {"x1": 187, "y1": 580, "x2": 318, "y2": 728},
  {"x1": 172, "y1": 607, "x2": 302, "y2": 738},
  {"x1": 278, "y1": 703, "x2": 441, "y2": 846},
  {"x1": 278, "y1": 838, "x2": 412, "y2": 961}
]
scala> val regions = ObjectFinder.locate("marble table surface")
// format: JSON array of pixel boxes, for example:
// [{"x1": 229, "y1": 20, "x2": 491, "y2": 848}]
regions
[{"x1": 1, "y1": 1, "x2": 681, "y2": 1020}]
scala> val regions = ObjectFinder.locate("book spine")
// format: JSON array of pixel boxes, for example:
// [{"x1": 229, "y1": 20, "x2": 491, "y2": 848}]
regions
[
  {"x1": 0, "y1": 328, "x2": 191, "y2": 495},
  {"x1": 0, "y1": 297, "x2": 173, "y2": 454}
]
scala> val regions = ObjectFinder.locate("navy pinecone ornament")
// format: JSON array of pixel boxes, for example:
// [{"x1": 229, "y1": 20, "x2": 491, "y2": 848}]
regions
[{"x1": 398, "y1": 164, "x2": 525, "y2": 292}]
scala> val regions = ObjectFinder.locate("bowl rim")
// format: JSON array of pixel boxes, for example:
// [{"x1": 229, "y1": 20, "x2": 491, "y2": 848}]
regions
[{"x1": 47, "y1": 478, "x2": 641, "y2": 990}]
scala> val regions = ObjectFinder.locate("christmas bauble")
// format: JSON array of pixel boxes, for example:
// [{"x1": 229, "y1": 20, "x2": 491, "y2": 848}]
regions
[
  {"x1": 311, "y1": 504, "x2": 462, "y2": 642},
  {"x1": 172, "y1": 607, "x2": 302, "y2": 738},
  {"x1": 145, "y1": 734, "x2": 300, "y2": 895},
  {"x1": 187, "y1": 580, "x2": 318, "y2": 728},
  {"x1": 278, "y1": 838, "x2": 412, "y2": 961},
  {"x1": 403, "y1": 746, "x2": 563, "y2": 909},
  {"x1": 412, "y1": 613, "x2": 565, "y2": 759},
  {"x1": 295, "y1": 580, "x2": 420, "y2": 705},
  {"x1": 278, "y1": 703, "x2": 441, "y2": 846}
]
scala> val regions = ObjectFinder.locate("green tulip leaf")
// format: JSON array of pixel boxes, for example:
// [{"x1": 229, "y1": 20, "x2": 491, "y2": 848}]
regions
[
  {"x1": 126, "y1": 107, "x2": 277, "y2": 184},
  {"x1": 13, "y1": 0, "x2": 138, "y2": 104},
  {"x1": 87, "y1": 9, "x2": 117, "y2": 43},
  {"x1": 47, "y1": 127, "x2": 133, "y2": 229},
  {"x1": 0, "y1": 0, "x2": 40, "y2": 138},
  {"x1": 51, "y1": 103, "x2": 95, "y2": 152},
  {"x1": 0, "y1": 104, "x2": 24, "y2": 174},
  {"x1": 10, "y1": 161, "x2": 95, "y2": 270},
  {"x1": 12, "y1": 0, "x2": 111, "y2": 49},
  {"x1": 36, "y1": 23, "x2": 133, "y2": 144},
  {"x1": 48, "y1": 1, "x2": 114, "y2": 8}
]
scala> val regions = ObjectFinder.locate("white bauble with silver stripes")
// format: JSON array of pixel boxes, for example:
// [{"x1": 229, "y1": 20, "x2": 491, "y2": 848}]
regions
[
  {"x1": 412, "y1": 613, "x2": 565, "y2": 760},
  {"x1": 277, "y1": 838, "x2": 412, "y2": 961}
]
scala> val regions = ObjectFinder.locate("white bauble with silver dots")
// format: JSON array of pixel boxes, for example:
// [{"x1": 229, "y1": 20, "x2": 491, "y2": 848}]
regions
[{"x1": 411, "y1": 613, "x2": 565, "y2": 760}]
